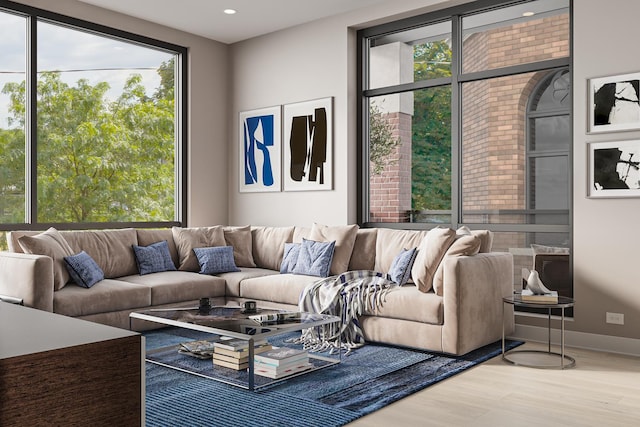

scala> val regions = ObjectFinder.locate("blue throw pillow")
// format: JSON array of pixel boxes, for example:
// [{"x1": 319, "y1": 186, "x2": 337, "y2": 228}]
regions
[
  {"x1": 132, "y1": 240, "x2": 177, "y2": 275},
  {"x1": 387, "y1": 247, "x2": 418, "y2": 285},
  {"x1": 64, "y1": 251, "x2": 104, "y2": 288},
  {"x1": 291, "y1": 238, "x2": 335, "y2": 278},
  {"x1": 280, "y1": 242, "x2": 300, "y2": 274},
  {"x1": 193, "y1": 246, "x2": 240, "y2": 275}
]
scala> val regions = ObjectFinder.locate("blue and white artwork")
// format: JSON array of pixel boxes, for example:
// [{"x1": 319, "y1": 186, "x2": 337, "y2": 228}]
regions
[{"x1": 239, "y1": 106, "x2": 281, "y2": 192}]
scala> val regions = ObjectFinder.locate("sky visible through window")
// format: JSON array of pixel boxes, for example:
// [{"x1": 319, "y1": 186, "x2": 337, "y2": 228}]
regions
[{"x1": 0, "y1": 14, "x2": 173, "y2": 128}]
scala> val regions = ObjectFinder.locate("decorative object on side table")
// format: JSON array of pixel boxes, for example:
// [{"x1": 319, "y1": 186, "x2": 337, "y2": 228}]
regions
[{"x1": 522, "y1": 269, "x2": 558, "y2": 303}]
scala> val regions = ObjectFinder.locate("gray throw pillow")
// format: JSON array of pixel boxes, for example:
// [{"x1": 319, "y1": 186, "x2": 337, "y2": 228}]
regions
[
  {"x1": 280, "y1": 242, "x2": 301, "y2": 274},
  {"x1": 193, "y1": 246, "x2": 241, "y2": 275},
  {"x1": 64, "y1": 251, "x2": 104, "y2": 288},
  {"x1": 387, "y1": 247, "x2": 418, "y2": 285},
  {"x1": 291, "y1": 238, "x2": 335, "y2": 278},
  {"x1": 132, "y1": 240, "x2": 177, "y2": 275}
]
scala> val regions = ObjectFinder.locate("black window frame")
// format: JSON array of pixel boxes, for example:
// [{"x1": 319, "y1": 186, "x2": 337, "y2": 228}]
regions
[
  {"x1": 357, "y1": 0, "x2": 572, "y2": 235},
  {"x1": 0, "y1": 0, "x2": 188, "y2": 232}
]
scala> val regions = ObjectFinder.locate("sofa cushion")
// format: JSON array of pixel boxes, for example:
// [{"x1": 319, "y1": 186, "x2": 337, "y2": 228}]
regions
[
  {"x1": 251, "y1": 226, "x2": 294, "y2": 271},
  {"x1": 193, "y1": 246, "x2": 240, "y2": 275},
  {"x1": 240, "y1": 274, "x2": 319, "y2": 305},
  {"x1": 17, "y1": 227, "x2": 74, "y2": 291},
  {"x1": 291, "y1": 239, "x2": 335, "y2": 278},
  {"x1": 136, "y1": 229, "x2": 180, "y2": 267},
  {"x1": 374, "y1": 228, "x2": 426, "y2": 273},
  {"x1": 223, "y1": 225, "x2": 256, "y2": 268},
  {"x1": 363, "y1": 285, "x2": 443, "y2": 325},
  {"x1": 63, "y1": 228, "x2": 139, "y2": 279},
  {"x1": 64, "y1": 251, "x2": 104, "y2": 288},
  {"x1": 280, "y1": 242, "x2": 300, "y2": 274},
  {"x1": 7, "y1": 230, "x2": 39, "y2": 253},
  {"x1": 293, "y1": 226, "x2": 311, "y2": 243},
  {"x1": 348, "y1": 228, "x2": 377, "y2": 271},
  {"x1": 132, "y1": 240, "x2": 177, "y2": 275},
  {"x1": 472, "y1": 229, "x2": 493, "y2": 253},
  {"x1": 432, "y1": 227, "x2": 481, "y2": 296},
  {"x1": 309, "y1": 223, "x2": 359, "y2": 275},
  {"x1": 387, "y1": 247, "x2": 418, "y2": 286},
  {"x1": 218, "y1": 267, "x2": 279, "y2": 297},
  {"x1": 119, "y1": 271, "x2": 226, "y2": 306},
  {"x1": 53, "y1": 279, "x2": 151, "y2": 317},
  {"x1": 172, "y1": 226, "x2": 225, "y2": 272},
  {"x1": 411, "y1": 227, "x2": 456, "y2": 293}
]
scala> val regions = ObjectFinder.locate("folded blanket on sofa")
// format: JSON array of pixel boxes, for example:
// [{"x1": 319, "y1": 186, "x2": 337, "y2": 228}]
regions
[{"x1": 293, "y1": 270, "x2": 398, "y2": 354}]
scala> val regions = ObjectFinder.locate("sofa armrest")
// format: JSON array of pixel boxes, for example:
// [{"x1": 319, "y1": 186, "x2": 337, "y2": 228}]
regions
[
  {"x1": 0, "y1": 252, "x2": 54, "y2": 312},
  {"x1": 441, "y1": 252, "x2": 514, "y2": 355}
]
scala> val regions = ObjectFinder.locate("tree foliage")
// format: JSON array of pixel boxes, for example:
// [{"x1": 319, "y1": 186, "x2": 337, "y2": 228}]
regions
[
  {"x1": 0, "y1": 61, "x2": 175, "y2": 224},
  {"x1": 411, "y1": 41, "x2": 452, "y2": 211},
  {"x1": 369, "y1": 102, "x2": 400, "y2": 175}
]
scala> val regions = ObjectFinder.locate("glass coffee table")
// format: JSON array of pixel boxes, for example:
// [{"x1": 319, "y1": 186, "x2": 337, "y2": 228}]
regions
[{"x1": 130, "y1": 305, "x2": 341, "y2": 390}]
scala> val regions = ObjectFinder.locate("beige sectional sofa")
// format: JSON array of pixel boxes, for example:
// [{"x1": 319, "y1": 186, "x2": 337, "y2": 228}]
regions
[{"x1": 0, "y1": 224, "x2": 514, "y2": 356}]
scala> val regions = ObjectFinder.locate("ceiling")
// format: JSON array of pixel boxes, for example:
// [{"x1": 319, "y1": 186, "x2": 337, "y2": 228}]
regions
[{"x1": 78, "y1": 0, "x2": 394, "y2": 44}]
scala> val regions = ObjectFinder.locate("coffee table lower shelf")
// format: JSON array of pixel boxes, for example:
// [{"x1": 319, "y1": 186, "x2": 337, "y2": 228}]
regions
[{"x1": 146, "y1": 343, "x2": 339, "y2": 390}]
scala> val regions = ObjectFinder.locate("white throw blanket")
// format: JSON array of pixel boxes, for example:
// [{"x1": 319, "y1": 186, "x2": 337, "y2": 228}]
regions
[{"x1": 292, "y1": 270, "x2": 398, "y2": 355}]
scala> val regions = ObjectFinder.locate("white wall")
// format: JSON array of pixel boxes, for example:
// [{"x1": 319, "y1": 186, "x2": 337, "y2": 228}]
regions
[
  {"x1": 11, "y1": 0, "x2": 230, "y2": 227},
  {"x1": 572, "y1": 0, "x2": 640, "y2": 340}
]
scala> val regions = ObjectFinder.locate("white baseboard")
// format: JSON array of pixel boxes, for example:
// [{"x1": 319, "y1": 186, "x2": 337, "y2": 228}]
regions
[{"x1": 509, "y1": 324, "x2": 640, "y2": 357}]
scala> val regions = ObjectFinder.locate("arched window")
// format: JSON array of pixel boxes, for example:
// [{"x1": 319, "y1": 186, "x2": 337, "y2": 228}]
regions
[{"x1": 526, "y1": 68, "x2": 570, "y2": 245}]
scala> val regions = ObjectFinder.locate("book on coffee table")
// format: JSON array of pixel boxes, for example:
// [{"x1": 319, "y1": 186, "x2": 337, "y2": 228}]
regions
[
  {"x1": 254, "y1": 361, "x2": 313, "y2": 379},
  {"x1": 213, "y1": 342, "x2": 272, "y2": 358},
  {"x1": 254, "y1": 348, "x2": 308, "y2": 366},
  {"x1": 213, "y1": 356, "x2": 249, "y2": 370},
  {"x1": 214, "y1": 337, "x2": 268, "y2": 351}
]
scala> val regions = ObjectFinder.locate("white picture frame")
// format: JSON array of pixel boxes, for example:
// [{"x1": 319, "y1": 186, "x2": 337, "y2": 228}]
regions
[
  {"x1": 282, "y1": 97, "x2": 333, "y2": 191},
  {"x1": 588, "y1": 139, "x2": 640, "y2": 198},
  {"x1": 238, "y1": 106, "x2": 281, "y2": 193},
  {"x1": 588, "y1": 72, "x2": 640, "y2": 133}
]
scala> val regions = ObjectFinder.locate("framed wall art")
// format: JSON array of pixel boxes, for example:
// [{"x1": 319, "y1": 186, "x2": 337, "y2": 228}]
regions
[
  {"x1": 588, "y1": 139, "x2": 640, "y2": 198},
  {"x1": 588, "y1": 72, "x2": 640, "y2": 133},
  {"x1": 283, "y1": 97, "x2": 333, "y2": 191},
  {"x1": 239, "y1": 106, "x2": 281, "y2": 193}
]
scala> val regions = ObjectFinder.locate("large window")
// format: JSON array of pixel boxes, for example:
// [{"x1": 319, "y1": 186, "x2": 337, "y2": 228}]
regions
[
  {"x1": 0, "y1": 2, "x2": 186, "y2": 247},
  {"x1": 359, "y1": 0, "x2": 571, "y2": 292}
]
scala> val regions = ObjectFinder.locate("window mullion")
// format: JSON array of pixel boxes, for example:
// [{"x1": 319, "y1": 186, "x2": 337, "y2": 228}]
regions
[
  {"x1": 27, "y1": 15, "x2": 37, "y2": 225},
  {"x1": 451, "y1": 14, "x2": 462, "y2": 229}
]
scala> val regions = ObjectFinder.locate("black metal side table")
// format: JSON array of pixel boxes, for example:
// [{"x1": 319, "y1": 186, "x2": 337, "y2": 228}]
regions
[{"x1": 502, "y1": 295, "x2": 576, "y2": 369}]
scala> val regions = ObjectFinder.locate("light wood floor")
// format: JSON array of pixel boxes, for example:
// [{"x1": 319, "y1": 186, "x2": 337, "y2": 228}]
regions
[{"x1": 348, "y1": 342, "x2": 640, "y2": 426}]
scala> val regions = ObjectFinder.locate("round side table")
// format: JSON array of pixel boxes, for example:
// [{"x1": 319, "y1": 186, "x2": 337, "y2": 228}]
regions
[{"x1": 502, "y1": 295, "x2": 576, "y2": 369}]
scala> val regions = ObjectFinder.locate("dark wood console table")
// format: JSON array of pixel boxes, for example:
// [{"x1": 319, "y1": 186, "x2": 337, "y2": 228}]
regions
[{"x1": 0, "y1": 302, "x2": 144, "y2": 426}]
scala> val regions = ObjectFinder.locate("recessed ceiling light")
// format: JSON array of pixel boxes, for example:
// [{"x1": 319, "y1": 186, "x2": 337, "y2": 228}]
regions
[
  {"x1": 522, "y1": 11, "x2": 535, "y2": 17},
  {"x1": 224, "y1": 9, "x2": 237, "y2": 15}
]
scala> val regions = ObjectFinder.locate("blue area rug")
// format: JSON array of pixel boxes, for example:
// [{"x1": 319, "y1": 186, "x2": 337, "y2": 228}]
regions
[{"x1": 145, "y1": 328, "x2": 522, "y2": 427}]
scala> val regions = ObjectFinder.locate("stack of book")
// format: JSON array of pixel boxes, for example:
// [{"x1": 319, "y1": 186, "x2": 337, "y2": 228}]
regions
[
  {"x1": 212, "y1": 338, "x2": 272, "y2": 370},
  {"x1": 254, "y1": 347, "x2": 312, "y2": 379}
]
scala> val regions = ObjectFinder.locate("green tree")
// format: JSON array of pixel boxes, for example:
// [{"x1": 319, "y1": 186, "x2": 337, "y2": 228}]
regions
[
  {"x1": 369, "y1": 102, "x2": 400, "y2": 175},
  {"x1": 0, "y1": 65, "x2": 175, "y2": 224},
  {"x1": 411, "y1": 41, "x2": 452, "y2": 212}
]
